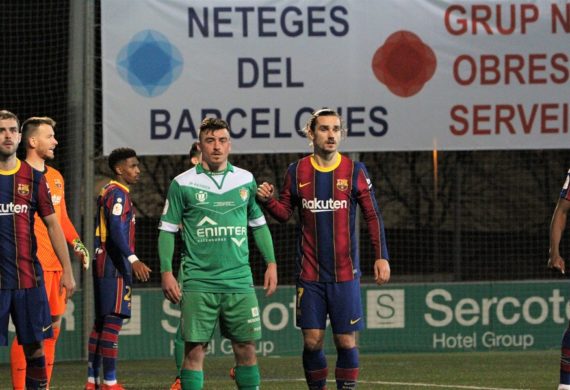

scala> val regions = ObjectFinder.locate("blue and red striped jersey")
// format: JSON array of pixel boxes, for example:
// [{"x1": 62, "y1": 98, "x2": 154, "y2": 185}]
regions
[
  {"x1": 94, "y1": 180, "x2": 136, "y2": 282},
  {"x1": 560, "y1": 169, "x2": 570, "y2": 200},
  {"x1": 264, "y1": 153, "x2": 389, "y2": 282},
  {"x1": 0, "y1": 159, "x2": 55, "y2": 289}
]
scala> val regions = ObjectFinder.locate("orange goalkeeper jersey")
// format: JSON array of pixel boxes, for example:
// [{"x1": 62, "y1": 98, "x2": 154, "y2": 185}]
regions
[{"x1": 34, "y1": 165, "x2": 80, "y2": 271}]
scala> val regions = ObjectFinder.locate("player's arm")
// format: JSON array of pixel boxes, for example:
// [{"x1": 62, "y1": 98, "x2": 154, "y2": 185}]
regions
[
  {"x1": 355, "y1": 164, "x2": 390, "y2": 285},
  {"x1": 158, "y1": 180, "x2": 184, "y2": 303},
  {"x1": 59, "y1": 188, "x2": 90, "y2": 270},
  {"x1": 256, "y1": 166, "x2": 296, "y2": 222},
  {"x1": 36, "y1": 174, "x2": 76, "y2": 299},
  {"x1": 42, "y1": 213, "x2": 76, "y2": 300},
  {"x1": 250, "y1": 181, "x2": 278, "y2": 296},
  {"x1": 252, "y1": 224, "x2": 277, "y2": 296},
  {"x1": 158, "y1": 230, "x2": 181, "y2": 303},
  {"x1": 107, "y1": 190, "x2": 151, "y2": 281},
  {"x1": 549, "y1": 197, "x2": 570, "y2": 274}
]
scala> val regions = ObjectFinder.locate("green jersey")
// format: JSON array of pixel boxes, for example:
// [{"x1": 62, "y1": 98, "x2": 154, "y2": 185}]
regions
[{"x1": 159, "y1": 162, "x2": 267, "y2": 292}]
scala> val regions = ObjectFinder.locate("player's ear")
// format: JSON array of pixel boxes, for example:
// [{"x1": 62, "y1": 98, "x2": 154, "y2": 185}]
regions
[{"x1": 307, "y1": 129, "x2": 314, "y2": 141}]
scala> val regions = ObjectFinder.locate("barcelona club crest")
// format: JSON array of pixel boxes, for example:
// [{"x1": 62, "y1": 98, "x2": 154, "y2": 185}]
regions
[
  {"x1": 17, "y1": 184, "x2": 30, "y2": 196},
  {"x1": 239, "y1": 187, "x2": 249, "y2": 201},
  {"x1": 336, "y1": 179, "x2": 349, "y2": 191}
]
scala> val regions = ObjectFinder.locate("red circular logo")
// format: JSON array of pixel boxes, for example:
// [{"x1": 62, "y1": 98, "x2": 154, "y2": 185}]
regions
[{"x1": 371, "y1": 31, "x2": 437, "y2": 98}]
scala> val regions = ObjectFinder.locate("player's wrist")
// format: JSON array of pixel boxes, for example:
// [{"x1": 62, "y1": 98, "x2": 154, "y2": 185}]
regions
[{"x1": 128, "y1": 254, "x2": 139, "y2": 264}]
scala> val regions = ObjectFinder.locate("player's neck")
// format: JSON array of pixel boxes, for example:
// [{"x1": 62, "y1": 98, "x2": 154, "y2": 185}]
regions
[
  {"x1": 25, "y1": 155, "x2": 46, "y2": 172},
  {"x1": 312, "y1": 151, "x2": 339, "y2": 168},
  {"x1": 114, "y1": 176, "x2": 130, "y2": 189},
  {"x1": 202, "y1": 160, "x2": 228, "y2": 173},
  {"x1": 0, "y1": 155, "x2": 18, "y2": 171}
]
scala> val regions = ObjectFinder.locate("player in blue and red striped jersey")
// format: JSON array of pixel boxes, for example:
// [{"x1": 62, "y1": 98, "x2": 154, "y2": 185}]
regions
[
  {"x1": 85, "y1": 147, "x2": 151, "y2": 390},
  {"x1": 257, "y1": 108, "x2": 391, "y2": 390},
  {"x1": 548, "y1": 169, "x2": 570, "y2": 390},
  {"x1": 0, "y1": 109, "x2": 76, "y2": 389}
]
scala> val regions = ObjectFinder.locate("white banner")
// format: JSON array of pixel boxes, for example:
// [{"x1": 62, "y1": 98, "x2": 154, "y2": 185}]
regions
[{"x1": 101, "y1": 0, "x2": 570, "y2": 155}]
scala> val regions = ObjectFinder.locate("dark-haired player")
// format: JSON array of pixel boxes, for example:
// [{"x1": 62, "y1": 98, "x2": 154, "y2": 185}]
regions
[
  {"x1": 0, "y1": 110, "x2": 76, "y2": 389},
  {"x1": 10, "y1": 116, "x2": 90, "y2": 390},
  {"x1": 170, "y1": 141, "x2": 201, "y2": 390},
  {"x1": 257, "y1": 108, "x2": 390, "y2": 390},
  {"x1": 159, "y1": 118, "x2": 277, "y2": 390},
  {"x1": 85, "y1": 147, "x2": 151, "y2": 390}
]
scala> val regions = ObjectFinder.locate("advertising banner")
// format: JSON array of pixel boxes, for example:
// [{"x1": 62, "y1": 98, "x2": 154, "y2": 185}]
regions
[
  {"x1": 1, "y1": 281, "x2": 566, "y2": 363},
  {"x1": 101, "y1": 1, "x2": 570, "y2": 155}
]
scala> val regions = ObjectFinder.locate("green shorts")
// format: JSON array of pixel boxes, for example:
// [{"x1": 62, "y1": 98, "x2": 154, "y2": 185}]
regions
[{"x1": 180, "y1": 291, "x2": 261, "y2": 342}]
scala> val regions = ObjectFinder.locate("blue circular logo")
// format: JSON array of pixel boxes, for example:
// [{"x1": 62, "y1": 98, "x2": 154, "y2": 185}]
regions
[{"x1": 116, "y1": 30, "x2": 184, "y2": 97}]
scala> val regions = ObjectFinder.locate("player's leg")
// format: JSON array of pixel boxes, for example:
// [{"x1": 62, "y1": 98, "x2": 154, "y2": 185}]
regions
[
  {"x1": 43, "y1": 270, "x2": 67, "y2": 385},
  {"x1": 328, "y1": 279, "x2": 363, "y2": 390},
  {"x1": 100, "y1": 314, "x2": 124, "y2": 388},
  {"x1": 100, "y1": 278, "x2": 131, "y2": 389},
  {"x1": 170, "y1": 320, "x2": 184, "y2": 390},
  {"x1": 180, "y1": 342, "x2": 208, "y2": 390},
  {"x1": 87, "y1": 276, "x2": 108, "y2": 389},
  {"x1": 10, "y1": 333, "x2": 27, "y2": 389},
  {"x1": 331, "y1": 333, "x2": 358, "y2": 390},
  {"x1": 230, "y1": 341, "x2": 259, "y2": 390},
  {"x1": 179, "y1": 291, "x2": 219, "y2": 389},
  {"x1": 11, "y1": 269, "x2": 63, "y2": 389},
  {"x1": 221, "y1": 292, "x2": 262, "y2": 390},
  {"x1": 559, "y1": 322, "x2": 570, "y2": 389},
  {"x1": 86, "y1": 318, "x2": 104, "y2": 389},
  {"x1": 12, "y1": 287, "x2": 53, "y2": 390},
  {"x1": 297, "y1": 280, "x2": 329, "y2": 390}
]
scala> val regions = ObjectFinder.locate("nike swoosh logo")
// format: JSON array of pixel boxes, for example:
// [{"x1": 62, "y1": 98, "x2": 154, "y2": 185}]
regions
[
  {"x1": 42, "y1": 324, "x2": 52, "y2": 332},
  {"x1": 299, "y1": 182, "x2": 311, "y2": 188},
  {"x1": 350, "y1": 318, "x2": 361, "y2": 325}
]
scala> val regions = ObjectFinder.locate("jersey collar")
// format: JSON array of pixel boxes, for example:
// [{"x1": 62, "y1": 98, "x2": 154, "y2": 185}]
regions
[
  {"x1": 109, "y1": 179, "x2": 130, "y2": 193},
  {"x1": 196, "y1": 161, "x2": 235, "y2": 175},
  {"x1": 0, "y1": 158, "x2": 21, "y2": 176},
  {"x1": 310, "y1": 153, "x2": 341, "y2": 173}
]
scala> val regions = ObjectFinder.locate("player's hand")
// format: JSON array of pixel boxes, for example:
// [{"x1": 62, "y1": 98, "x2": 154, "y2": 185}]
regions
[
  {"x1": 374, "y1": 259, "x2": 391, "y2": 285},
  {"x1": 60, "y1": 268, "x2": 76, "y2": 303},
  {"x1": 132, "y1": 260, "x2": 152, "y2": 282},
  {"x1": 161, "y1": 272, "x2": 182, "y2": 304},
  {"x1": 548, "y1": 254, "x2": 566, "y2": 274},
  {"x1": 256, "y1": 182, "x2": 275, "y2": 203},
  {"x1": 263, "y1": 262, "x2": 278, "y2": 296},
  {"x1": 72, "y1": 238, "x2": 90, "y2": 270}
]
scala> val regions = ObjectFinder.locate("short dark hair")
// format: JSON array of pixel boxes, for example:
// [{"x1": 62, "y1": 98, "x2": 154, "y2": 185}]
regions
[
  {"x1": 108, "y1": 147, "x2": 137, "y2": 174},
  {"x1": 189, "y1": 141, "x2": 200, "y2": 159},
  {"x1": 199, "y1": 117, "x2": 229, "y2": 139},
  {"x1": 0, "y1": 110, "x2": 20, "y2": 129},
  {"x1": 21, "y1": 116, "x2": 56, "y2": 147}
]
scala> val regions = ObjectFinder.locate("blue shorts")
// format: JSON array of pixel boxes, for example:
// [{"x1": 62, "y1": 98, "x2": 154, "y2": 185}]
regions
[
  {"x1": 296, "y1": 279, "x2": 364, "y2": 334},
  {"x1": 94, "y1": 277, "x2": 132, "y2": 319},
  {"x1": 0, "y1": 287, "x2": 52, "y2": 346}
]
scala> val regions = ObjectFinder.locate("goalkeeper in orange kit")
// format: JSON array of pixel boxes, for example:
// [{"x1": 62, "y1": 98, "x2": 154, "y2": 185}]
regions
[{"x1": 10, "y1": 117, "x2": 90, "y2": 390}]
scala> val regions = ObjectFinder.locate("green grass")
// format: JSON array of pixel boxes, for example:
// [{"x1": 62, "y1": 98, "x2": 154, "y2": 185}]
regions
[{"x1": 0, "y1": 350, "x2": 560, "y2": 389}]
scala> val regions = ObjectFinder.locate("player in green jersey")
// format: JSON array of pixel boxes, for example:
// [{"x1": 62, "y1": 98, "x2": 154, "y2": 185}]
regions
[
  {"x1": 158, "y1": 118, "x2": 278, "y2": 390},
  {"x1": 170, "y1": 141, "x2": 201, "y2": 390}
]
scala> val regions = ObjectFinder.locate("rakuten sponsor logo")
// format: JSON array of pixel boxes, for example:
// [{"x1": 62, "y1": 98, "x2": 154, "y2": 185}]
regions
[
  {"x1": 0, "y1": 202, "x2": 29, "y2": 216},
  {"x1": 301, "y1": 198, "x2": 347, "y2": 213}
]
